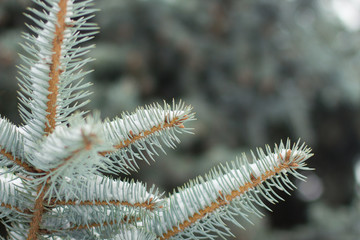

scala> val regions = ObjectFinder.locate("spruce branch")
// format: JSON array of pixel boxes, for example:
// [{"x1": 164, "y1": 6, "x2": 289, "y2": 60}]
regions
[
  {"x1": 0, "y1": 0, "x2": 314, "y2": 239},
  {"x1": 101, "y1": 101, "x2": 195, "y2": 174},
  {"x1": 48, "y1": 176, "x2": 164, "y2": 212},
  {"x1": 0, "y1": 118, "x2": 28, "y2": 172},
  {"x1": 148, "y1": 140, "x2": 313, "y2": 240},
  {"x1": 18, "y1": 0, "x2": 97, "y2": 144},
  {"x1": 0, "y1": 170, "x2": 31, "y2": 215},
  {"x1": 17, "y1": 0, "x2": 99, "y2": 238}
]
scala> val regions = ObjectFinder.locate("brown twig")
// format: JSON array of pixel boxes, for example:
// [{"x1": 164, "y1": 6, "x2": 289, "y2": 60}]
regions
[
  {"x1": 0, "y1": 148, "x2": 37, "y2": 173},
  {"x1": 48, "y1": 197, "x2": 160, "y2": 211}
]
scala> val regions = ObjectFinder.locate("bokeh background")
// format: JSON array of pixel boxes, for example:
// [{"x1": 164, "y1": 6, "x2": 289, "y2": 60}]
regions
[{"x1": 1, "y1": 0, "x2": 360, "y2": 239}]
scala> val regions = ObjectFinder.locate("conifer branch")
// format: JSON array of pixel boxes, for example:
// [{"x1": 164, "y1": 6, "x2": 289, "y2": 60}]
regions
[
  {"x1": 0, "y1": 0, "x2": 315, "y2": 239},
  {"x1": 46, "y1": 175, "x2": 165, "y2": 215},
  {"x1": 44, "y1": 0, "x2": 68, "y2": 134},
  {"x1": 49, "y1": 198, "x2": 160, "y2": 211},
  {"x1": 148, "y1": 141, "x2": 313, "y2": 239},
  {"x1": 160, "y1": 151, "x2": 296, "y2": 240},
  {"x1": 0, "y1": 169, "x2": 32, "y2": 212},
  {"x1": 101, "y1": 101, "x2": 195, "y2": 174},
  {"x1": 0, "y1": 148, "x2": 35, "y2": 173},
  {"x1": 27, "y1": 0, "x2": 69, "y2": 238},
  {"x1": 38, "y1": 219, "x2": 121, "y2": 235},
  {"x1": 39, "y1": 206, "x2": 142, "y2": 238},
  {"x1": 37, "y1": 222, "x2": 108, "y2": 235},
  {"x1": 27, "y1": 186, "x2": 47, "y2": 240},
  {"x1": 123, "y1": 111, "x2": 188, "y2": 149},
  {"x1": 0, "y1": 203, "x2": 23, "y2": 214},
  {"x1": 104, "y1": 114, "x2": 188, "y2": 153},
  {"x1": 0, "y1": 118, "x2": 31, "y2": 172},
  {"x1": 18, "y1": 0, "x2": 97, "y2": 142},
  {"x1": 69, "y1": 219, "x2": 119, "y2": 231},
  {"x1": 0, "y1": 198, "x2": 32, "y2": 217}
]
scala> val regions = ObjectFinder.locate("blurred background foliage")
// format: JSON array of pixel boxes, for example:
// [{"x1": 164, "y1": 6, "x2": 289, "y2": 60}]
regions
[{"x1": 1, "y1": 0, "x2": 360, "y2": 239}]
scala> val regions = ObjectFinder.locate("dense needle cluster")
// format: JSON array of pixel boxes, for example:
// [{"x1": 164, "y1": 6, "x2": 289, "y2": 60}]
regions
[{"x1": 0, "y1": 0, "x2": 313, "y2": 239}]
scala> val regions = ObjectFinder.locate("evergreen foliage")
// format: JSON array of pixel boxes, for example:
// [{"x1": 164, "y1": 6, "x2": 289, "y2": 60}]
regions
[{"x1": 0, "y1": 0, "x2": 313, "y2": 239}]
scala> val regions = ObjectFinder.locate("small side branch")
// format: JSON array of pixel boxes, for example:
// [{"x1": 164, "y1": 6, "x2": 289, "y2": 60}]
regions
[
  {"x1": 0, "y1": 202, "x2": 30, "y2": 215},
  {"x1": 101, "y1": 115, "x2": 188, "y2": 155},
  {"x1": 38, "y1": 219, "x2": 119, "y2": 235},
  {"x1": 39, "y1": 217, "x2": 142, "y2": 236},
  {"x1": 0, "y1": 147, "x2": 36, "y2": 173},
  {"x1": 48, "y1": 198, "x2": 161, "y2": 211},
  {"x1": 158, "y1": 147, "x2": 311, "y2": 240}
]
